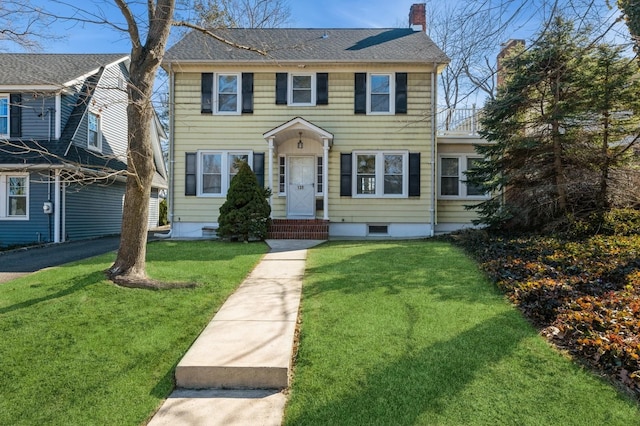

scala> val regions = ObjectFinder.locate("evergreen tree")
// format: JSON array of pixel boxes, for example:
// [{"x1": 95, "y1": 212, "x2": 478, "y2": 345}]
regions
[
  {"x1": 576, "y1": 45, "x2": 640, "y2": 212},
  {"x1": 467, "y1": 18, "x2": 640, "y2": 230},
  {"x1": 218, "y1": 161, "x2": 271, "y2": 242},
  {"x1": 467, "y1": 17, "x2": 588, "y2": 229}
]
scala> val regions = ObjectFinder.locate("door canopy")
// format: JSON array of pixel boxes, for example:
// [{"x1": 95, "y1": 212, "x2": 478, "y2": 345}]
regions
[{"x1": 263, "y1": 116, "x2": 334, "y2": 148}]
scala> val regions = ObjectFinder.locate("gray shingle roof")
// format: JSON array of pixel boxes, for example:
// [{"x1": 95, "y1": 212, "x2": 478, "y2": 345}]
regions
[
  {"x1": 164, "y1": 28, "x2": 449, "y2": 64},
  {"x1": 0, "y1": 54, "x2": 128, "y2": 87}
]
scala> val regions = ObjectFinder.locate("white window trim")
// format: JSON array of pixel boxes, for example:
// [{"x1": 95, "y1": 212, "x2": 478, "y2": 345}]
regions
[
  {"x1": 0, "y1": 94, "x2": 10, "y2": 138},
  {"x1": 438, "y1": 155, "x2": 489, "y2": 200},
  {"x1": 214, "y1": 72, "x2": 242, "y2": 115},
  {"x1": 0, "y1": 173, "x2": 29, "y2": 220},
  {"x1": 288, "y1": 73, "x2": 316, "y2": 106},
  {"x1": 197, "y1": 150, "x2": 253, "y2": 197},
  {"x1": 87, "y1": 111, "x2": 102, "y2": 152},
  {"x1": 352, "y1": 150, "x2": 408, "y2": 198},
  {"x1": 367, "y1": 73, "x2": 395, "y2": 115}
]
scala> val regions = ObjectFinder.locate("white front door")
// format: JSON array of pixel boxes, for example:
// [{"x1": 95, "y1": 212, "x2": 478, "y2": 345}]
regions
[{"x1": 287, "y1": 156, "x2": 315, "y2": 217}]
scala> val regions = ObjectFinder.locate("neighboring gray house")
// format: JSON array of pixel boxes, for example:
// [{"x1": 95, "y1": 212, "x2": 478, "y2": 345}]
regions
[{"x1": 0, "y1": 54, "x2": 167, "y2": 247}]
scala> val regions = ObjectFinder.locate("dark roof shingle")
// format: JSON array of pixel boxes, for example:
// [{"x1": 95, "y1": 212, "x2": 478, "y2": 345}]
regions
[
  {"x1": 0, "y1": 54, "x2": 128, "y2": 87},
  {"x1": 164, "y1": 28, "x2": 449, "y2": 64}
]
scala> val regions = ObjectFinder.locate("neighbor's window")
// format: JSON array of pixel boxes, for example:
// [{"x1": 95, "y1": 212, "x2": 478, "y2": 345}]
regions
[
  {"x1": 198, "y1": 151, "x2": 252, "y2": 196},
  {"x1": 0, "y1": 95, "x2": 8, "y2": 137},
  {"x1": 354, "y1": 151, "x2": 407, "y2": 197},
  {"x1": 88, "y1": 112, "x2": 101, "y2": 150},
  {"x1": 0, "y1": 174, "x2": 28, "y2": 219},
  {"x1": 216, "y1": 73, "x2": 240, "y2": 114},
  {"x1": 439, "y1": 156, "x2": 487, "y2": 198},
  {"x1": 289, "y1": 74, "x2": 315, "y2": 106},
  {"x1": 368, "y1": 74, "x2": 393, "y2": 114},
  {"x1": 8, "y1": 176, "x2": 27, "y2": 217}
]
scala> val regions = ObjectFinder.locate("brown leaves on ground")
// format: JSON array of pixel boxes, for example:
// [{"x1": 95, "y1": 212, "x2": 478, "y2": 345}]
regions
[{"x1": 450, "y1": 230, "x2": 640, "y2": 399}]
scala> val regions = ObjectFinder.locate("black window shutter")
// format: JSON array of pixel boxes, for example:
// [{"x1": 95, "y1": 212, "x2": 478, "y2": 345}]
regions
[
  {"x1": 253, "y1": 152, "x2": 265, "y2": 187},
  {"x1": 9, "y1": 94, "x2": 21, "y2": 138},
  {"x1": 396, "y1": 73, "x2": 408, "y2": 114},
  {"x1": 354, "y1": 73, "x2": 366, "y2": 114},
  {"x1": 340, "y1": 153, "x2": 352, "y2": 196},
  {"x1": 201, "y1": 73, "x2": 213, "y2": 114},
  {"x1": 317, "y1": 73, "x2": 329, "y2": 105},
  {"x1": 242, "y1": 73, "x2": 254, "y2": 113},
  {"x1": 185, "y1": 152, "x2": 197, "y2": 196},
  {"x1": 275, "y1": 73, "x2": 287, "y2": 105},
  {"x1": 409, "y1": 152, "x2": 420, "y2": 196}
]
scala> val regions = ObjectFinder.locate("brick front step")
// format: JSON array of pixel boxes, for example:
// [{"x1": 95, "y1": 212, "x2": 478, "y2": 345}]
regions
[{"x1": 268, "y1": 219, "x2": 329, "y2": 240}]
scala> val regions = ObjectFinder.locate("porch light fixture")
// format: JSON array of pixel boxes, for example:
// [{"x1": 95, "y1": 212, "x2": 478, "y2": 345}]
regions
[{"x1": 297, "y1": 132, "x2": 303, "y2": 149}]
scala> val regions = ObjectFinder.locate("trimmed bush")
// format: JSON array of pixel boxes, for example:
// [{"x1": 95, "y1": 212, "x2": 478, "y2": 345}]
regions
[{"x1": 218, "y1": 162, "x2": 271, "y2": 242}]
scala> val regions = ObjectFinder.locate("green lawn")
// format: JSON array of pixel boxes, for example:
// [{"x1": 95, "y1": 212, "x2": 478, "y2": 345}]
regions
[
  {"x1": 0, "y1": 240, "x2": 267, "y2": 426},
  {"x1": 284, "y1": 240, "x2": 640, "y2": 425}
]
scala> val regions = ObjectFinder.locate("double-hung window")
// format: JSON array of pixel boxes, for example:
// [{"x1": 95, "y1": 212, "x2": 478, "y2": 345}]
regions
[
  {"x1": 216, "y1": 73, "x2": 241, "y2": 114},
  {"x1": 88, "y1": 112, "x2": 101, "y2": 151},
  {"x1": 198, "y1": 151, "x2": 251, "y2": 196},
  {"x1": 0, "y1": 95, "x2": 9, "y2": 137},
  {"x1": 289, "y1": 74, "x2": 315, "y2": 106},
  {"x1": 354, "y1": 151, "x2": 407, "y2": 198},
  {"x1": 439, "y1": 155, "x2": 487, "y2": 198},
  {"x1": 368, "y1": 74, "x2": 393, "y2": 114},
  {"x1": 0, "y1": 174, "x2": 28, "y2": 219}
]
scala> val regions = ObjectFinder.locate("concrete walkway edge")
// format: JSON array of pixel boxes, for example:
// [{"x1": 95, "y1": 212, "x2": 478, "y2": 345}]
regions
[{"x1": 148, "y1": 240, "x2": 324, "y2": 426}]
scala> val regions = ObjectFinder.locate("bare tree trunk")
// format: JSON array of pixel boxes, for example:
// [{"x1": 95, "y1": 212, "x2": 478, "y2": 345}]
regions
[
  {"x1": 107, "y1": 0, "x2": 174, "y2": 284},
  {"x1": 108, "y1": 67, "x2": 155, "y2": 280}
]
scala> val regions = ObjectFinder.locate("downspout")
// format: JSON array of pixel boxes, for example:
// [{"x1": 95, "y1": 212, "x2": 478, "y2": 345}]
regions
[
  {"x1": 167, "y1": 64, "x2": 176, "y2": 237},
  {"x1": 54, "y1": 169, "x2": 61, "y2": 243},
  {"x1": 430, "y1": 63, "x2": 437, "y2": 237}
]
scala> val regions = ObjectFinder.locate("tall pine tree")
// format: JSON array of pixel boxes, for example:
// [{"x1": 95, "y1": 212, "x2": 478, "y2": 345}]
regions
[{"x1": 467, "y1": 17, "x2": 640, "y2": 230}]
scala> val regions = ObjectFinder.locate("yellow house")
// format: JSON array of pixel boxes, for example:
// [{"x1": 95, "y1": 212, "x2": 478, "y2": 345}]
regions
[{"x1": 162, "y1": 6, "x2": 485, "y2": 239}]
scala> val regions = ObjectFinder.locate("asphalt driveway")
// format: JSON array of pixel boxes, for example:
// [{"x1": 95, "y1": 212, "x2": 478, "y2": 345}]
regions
[{"x1": 0, "y1": 232, "x2": 164, "y2": 283}]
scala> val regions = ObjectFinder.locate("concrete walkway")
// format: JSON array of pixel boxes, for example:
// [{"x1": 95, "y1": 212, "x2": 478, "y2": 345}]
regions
[{"x1": 148, "y1": 239, "x2": 324, "y2": 426}]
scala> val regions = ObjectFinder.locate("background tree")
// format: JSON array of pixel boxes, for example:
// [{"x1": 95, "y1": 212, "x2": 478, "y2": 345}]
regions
[
  {"x1": 468, "y1": 16, "x2": 640, "y2": 230},
  {"x1": 468, "y1": 17, "x2": 592, "y2": 228},
  {"x1": 217, "y1": 161, "x2": 271, "y2": 242},
  {"x1": 0, "y1": 0, "x2": 57, "y2": 51},
  {"x1": 191, "y1": 0, "x2": 291, "y2": 28}
]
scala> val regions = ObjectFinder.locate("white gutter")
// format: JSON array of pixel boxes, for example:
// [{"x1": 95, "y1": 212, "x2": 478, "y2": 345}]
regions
[{"x1": 430, "y1": 63, "x2": 437, "y2": 237}]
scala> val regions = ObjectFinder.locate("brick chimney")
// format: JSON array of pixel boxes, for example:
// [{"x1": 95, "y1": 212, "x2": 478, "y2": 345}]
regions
[
  {"x1": 497, "y1": 39, "x2": 525, "y2": 87},
  {"x1": 409, "y1": 3, "x2": 426, "y2": 33}
]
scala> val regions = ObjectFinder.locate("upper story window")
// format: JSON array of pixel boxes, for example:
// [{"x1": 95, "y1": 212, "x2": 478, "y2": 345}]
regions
[
  {"x1": 0, "y1": 95, "x2": 9, "y2": 137},
  {"x1": 289, "y1": 74, "x2": 315, "y2": 106},
  {"x1": 88, "y1": 112, "x2": 101, "y2": 151},
  {"x1": 216, "y1": 73, "x2": 241, "y2": 114},
  {"x1": 368, "y1": 74, "x2": 393, "y2": 114},
  {"x1": 0, "y1": 174, "x2": 28, "y2": 220},
  {"x1": 353, "y1": 151, "x2": 408, "y2": 198},
  {"x1": 276, "y1": 73, "x2": 328, "y2": 106},
  {"x1": 201, "y1": 73, "x2": 253, "y2": 115},
  {"x1": 355, "y1": 73, "x2": 407, "y2": 115},
  {"x1": 198, "y1": 151, "x2": 252, "y2": 197},
  {"x1": 439, "y1": 155, "x2": 488, "y2": 199}
]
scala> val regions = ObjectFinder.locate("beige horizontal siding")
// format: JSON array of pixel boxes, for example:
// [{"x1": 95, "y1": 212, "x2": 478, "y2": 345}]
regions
[
  {"x1": 437, "y1": 200, "x2": 482, "y2": 223},
  {"x1": 172, "y1": 69, "x2": 435, "y2": 224}
]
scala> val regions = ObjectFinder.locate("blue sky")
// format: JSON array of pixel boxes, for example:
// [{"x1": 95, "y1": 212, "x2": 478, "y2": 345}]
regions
[{"x1": 40, "y1": 0, "x2": 424, "y2": 54}]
